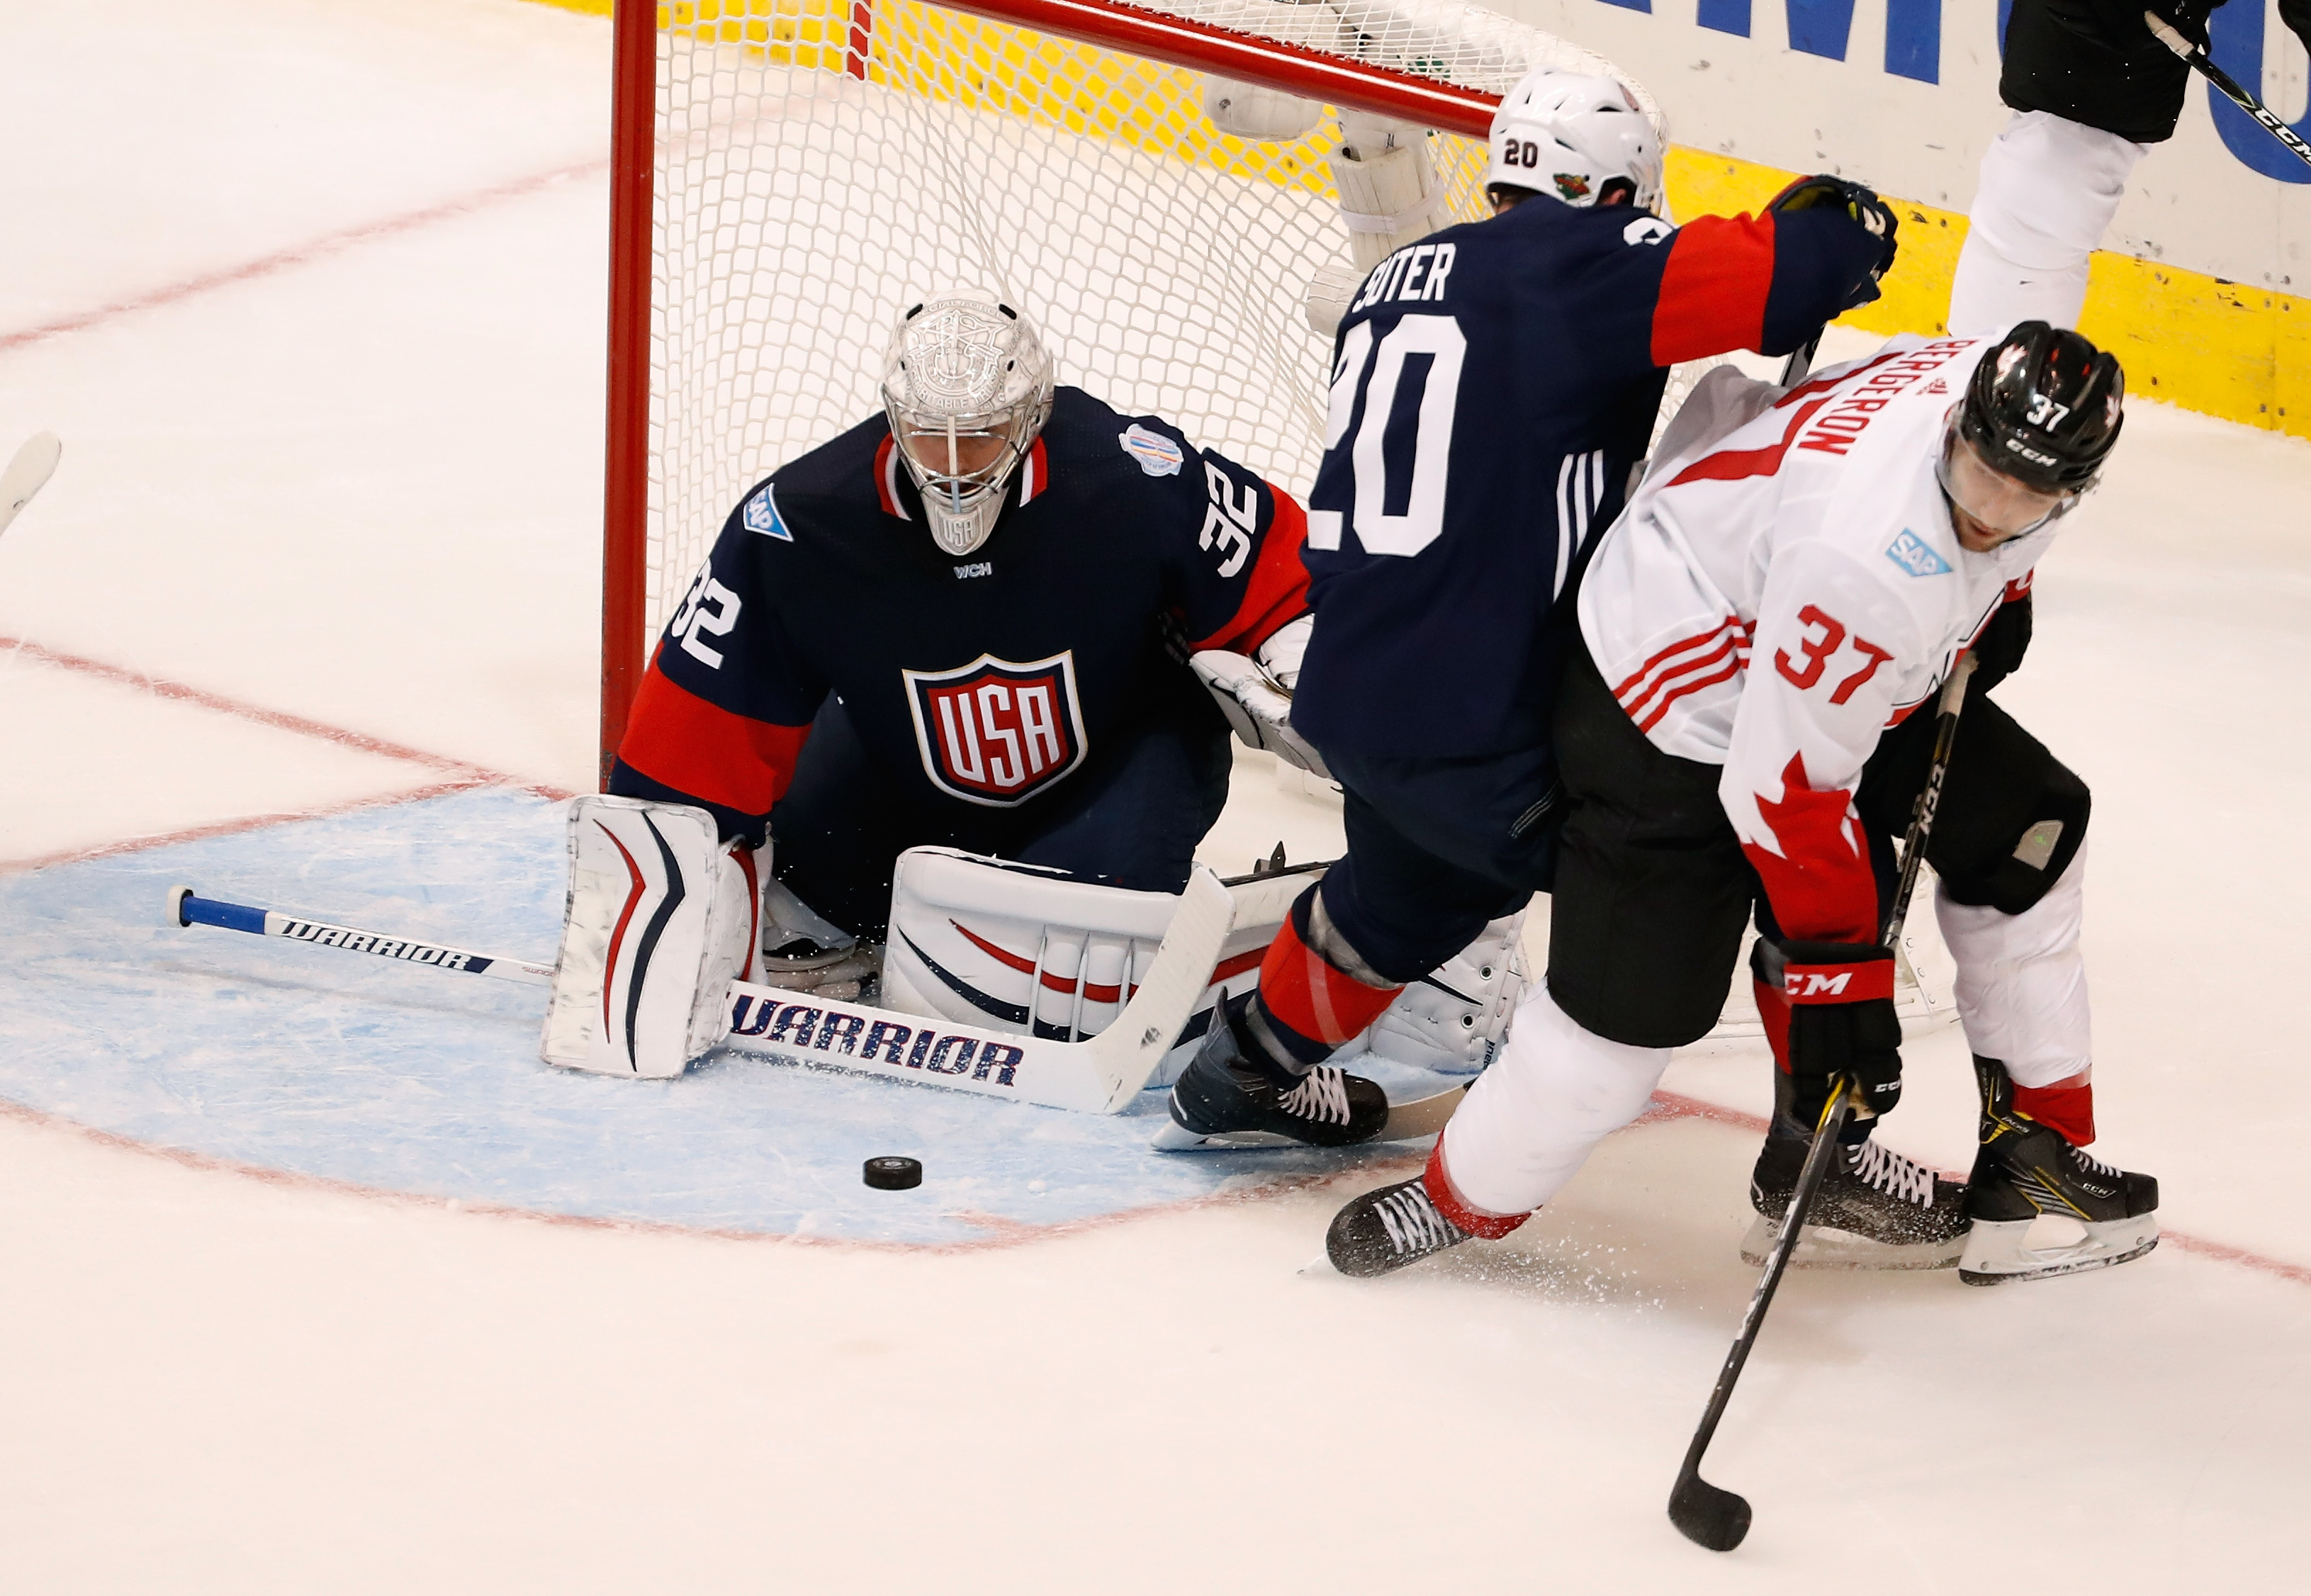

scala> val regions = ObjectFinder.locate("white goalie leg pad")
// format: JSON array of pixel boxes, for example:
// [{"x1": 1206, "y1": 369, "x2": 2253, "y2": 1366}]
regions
[
  {"x1": 1350, "y1": 907, "x2": 1531, "y2": 1076},
  {"x1": 1308, "y1": 114, "x2": 1443, "y2": 335},
  {"x1": 879, "y1": 848, "x2": 1186, "y2": 1045},
  {"x1": 1935, "y1": 843, "x2": 2092, "y2": 1090},
  {"x1": 541, "y1": 796, "x2": 758, "y2": 1079},
  {"x1": 1438, "y1": 981, "x2": 1670, "y2": 1217}
]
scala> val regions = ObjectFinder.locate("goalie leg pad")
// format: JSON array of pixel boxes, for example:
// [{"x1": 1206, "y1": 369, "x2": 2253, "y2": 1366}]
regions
[
  {"x1": 541, "y1": 796, "x2": 758, "y2": 1079},
  {"x1": 878, "y1": 848, "x2": 1186, "y2": 1043}
]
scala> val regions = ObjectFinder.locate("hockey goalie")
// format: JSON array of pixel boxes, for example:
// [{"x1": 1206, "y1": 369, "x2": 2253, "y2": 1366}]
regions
[{"x1": 541, "y1": 291, "x2": 1526, "y2": 1101}]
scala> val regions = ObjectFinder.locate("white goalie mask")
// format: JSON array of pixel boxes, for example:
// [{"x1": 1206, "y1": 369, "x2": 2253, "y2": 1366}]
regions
[
  {"x1": 1486, "y1": 69, "x2": 1664, "y2": 215},
  {"x1": 880, "y1": 291, "x2": 1057, "y2": 557}
]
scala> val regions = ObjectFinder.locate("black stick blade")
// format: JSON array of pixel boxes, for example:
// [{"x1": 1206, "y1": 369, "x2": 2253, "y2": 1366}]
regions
[{"x1": 1668, "y1": 1471, "x2": 1752, "y2": 1552}]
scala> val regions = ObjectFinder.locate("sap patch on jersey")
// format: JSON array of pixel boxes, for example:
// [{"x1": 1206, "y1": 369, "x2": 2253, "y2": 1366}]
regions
[
  {"x1": 741, "y1": 483, "x2": 792, "y2": 540},
  {"x1": 904, "y1": 651, "x2": 1090, "y2": 807},
  {"x1": 1118, "y1": 424, "x2": 1184, "y2": 477},
  {"x1": 1885, "y1": 528, "x2": 1954, "y2": 578}
]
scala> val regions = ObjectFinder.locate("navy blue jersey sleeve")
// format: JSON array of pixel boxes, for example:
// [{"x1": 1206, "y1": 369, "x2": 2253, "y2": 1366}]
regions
[
  {"x1": 609, "y1": 478, "x2": 831, "y2": 845},
  {"x1": 1124, "y1": 419, "x2": 1311, "y2": 653},
  {"x1": 1562, "y1": 205, "x2": 1892, "y2": 374}
]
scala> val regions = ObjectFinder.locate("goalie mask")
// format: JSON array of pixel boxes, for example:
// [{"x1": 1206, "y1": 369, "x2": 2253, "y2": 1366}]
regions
[
  {"x1": 1486, "y1": 69, "x2": 1664, "y2": 215},
  {"x1": 880, "y1": 291, "x2": 1056, "y2": 557}
]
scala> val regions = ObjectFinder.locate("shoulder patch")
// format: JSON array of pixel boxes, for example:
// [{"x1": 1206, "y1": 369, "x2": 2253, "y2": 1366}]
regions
[
  {"x1": 1118, "y1": 424, "x2": 1185, "y2": 478},
  {"x1": 1885, "y1": 528, "x2": 1953, "y2": 578},
  {"x1": 741, "y1": 484, "x2": 791, "y2": 541}
]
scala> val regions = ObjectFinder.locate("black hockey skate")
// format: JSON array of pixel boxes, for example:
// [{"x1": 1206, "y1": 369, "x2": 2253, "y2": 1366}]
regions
[
  {"x1": 1743, "y1": 1130, "x2": 1971, "y2": 1270},
  {"x1": 1959, "y1": 1055, "x2": 2158, "y2": 1286},
  {"x1": 1327, "y1": 1177, "x2": 1472, "y2": 1277},
  {"x1": 1159, "y1": 995, "x2": 1390, "y2": 1150}
]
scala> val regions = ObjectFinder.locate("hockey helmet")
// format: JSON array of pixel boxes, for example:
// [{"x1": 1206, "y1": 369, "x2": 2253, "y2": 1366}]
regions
[
  {"x1": 1957, "y1": 321, "x2": 2124, "y2": 495},
  {"x1": 881, "y1": 291, "x2": 1056, "y2": 557},
  {"x1": 1486, "y1": 69, "x2": 1664, "y2": 214}
]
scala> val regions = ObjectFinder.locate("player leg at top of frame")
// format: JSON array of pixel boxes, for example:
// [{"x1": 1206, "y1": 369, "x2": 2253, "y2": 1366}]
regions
[{"x1": 594, "y1": 290, "x2": 1522, "y2": 1100}]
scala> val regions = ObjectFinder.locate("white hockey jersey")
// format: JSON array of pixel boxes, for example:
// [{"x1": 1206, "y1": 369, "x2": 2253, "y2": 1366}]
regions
[{"x1": 1577, "y1": 335, "x2": 2053, "y2": 945}]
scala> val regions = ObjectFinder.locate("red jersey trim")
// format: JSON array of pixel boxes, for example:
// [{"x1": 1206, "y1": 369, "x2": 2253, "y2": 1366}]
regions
[
  {"x1": 1668, "y1": 396, "x2": 1833, "y2": 488},
  {"x1": 1188, "y1": 484, "x2": 1312, "y2": 654},
  {"x1": 617, "y1": 661, "x2": 813, "y2": 817},
  {"x1": 1651, "y1": 213, "x2": 1776, "y2": 366},
  {"x1": 875, "y1": 435, "x2": 910, "y2": 520},
  {"x1": 1741, "y1": 753, "x2": 1878, "y2": 945}
]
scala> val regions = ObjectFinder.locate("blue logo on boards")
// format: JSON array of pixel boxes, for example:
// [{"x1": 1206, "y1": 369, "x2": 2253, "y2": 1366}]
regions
[
  {"x1": 1884, "y1": 528, "x2": 1953, "y2": 578},
  {"x1": 741, "y1": 484, "x2": 791, "y2": 541}
]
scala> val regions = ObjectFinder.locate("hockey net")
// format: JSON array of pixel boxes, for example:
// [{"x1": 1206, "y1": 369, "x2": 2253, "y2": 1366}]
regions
[{"x1": 598, "y1": 0, "x2": 1668, "y2": 775}]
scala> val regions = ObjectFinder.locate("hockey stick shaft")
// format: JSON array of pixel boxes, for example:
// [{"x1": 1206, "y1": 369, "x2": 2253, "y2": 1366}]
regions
[
  {"x1": 167, "y1": 886, "x2": 555, "y2": 985},
  {"x1": 0, "y1": 432, "x2": 62, "y2": 537},
  {"x1": 2146, "y1": 11, "x2": 2311, "y2": 172},
  {"x1": 1670, "y1": 653, "x2": 1979, "y2": 1549}
]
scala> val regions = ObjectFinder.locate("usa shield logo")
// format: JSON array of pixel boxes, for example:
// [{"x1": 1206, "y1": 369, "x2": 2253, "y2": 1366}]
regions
[{"x1": 904, "y1": 651, "x2": 1089, "y2": 807}]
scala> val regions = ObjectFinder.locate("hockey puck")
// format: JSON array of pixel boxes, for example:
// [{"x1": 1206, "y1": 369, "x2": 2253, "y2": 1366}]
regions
[{"x1": 862, "y1": 1156, "x2": 923, "y2": 1191}]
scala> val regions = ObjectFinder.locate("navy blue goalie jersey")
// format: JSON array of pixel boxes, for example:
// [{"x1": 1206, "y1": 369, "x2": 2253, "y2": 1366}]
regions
[
  {"x1": 1291, "y1": 193, "x2": 1889, "y2": 759},
  {"x1": 608, "y1": 387, "x2": 1310, "y2": 845}
]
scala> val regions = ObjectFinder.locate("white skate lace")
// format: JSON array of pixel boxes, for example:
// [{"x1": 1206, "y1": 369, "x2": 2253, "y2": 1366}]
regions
[
  {"x1": 2069, "y1": 1145, "x2": 2122, "y2": 1179},
  {"x1": 1374, "y1": 1186, "x2": 1463, "y2": 1256},
  {"x1": 1845, "y1": 1138, "x2": 1938, "y2": 1207},
  {"x1": 1277, "y1": 1065, "x2": 1351, "y2": 1126}
]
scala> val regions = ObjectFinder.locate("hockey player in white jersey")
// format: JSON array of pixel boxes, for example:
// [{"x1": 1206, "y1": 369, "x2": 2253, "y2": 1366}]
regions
[{"x1": 1327, "y1": 321, "x2": 2161, "y2": 1286}]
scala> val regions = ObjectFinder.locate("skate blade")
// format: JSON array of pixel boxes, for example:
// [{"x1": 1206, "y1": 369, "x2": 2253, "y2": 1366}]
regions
[
  {"x1": 1957, "y1": 1213, "x2": 2160, "y2": 1286},
  {"x1": 1738, "y1": 1213, "x2": 1964, "y2": 1271},
  {"x1": 1148, "y1": 1086, "x2": 1466, "y2": 1152}
]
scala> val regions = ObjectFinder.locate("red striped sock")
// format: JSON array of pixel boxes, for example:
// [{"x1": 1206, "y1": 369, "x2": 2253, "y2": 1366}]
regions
[
  {"x1": 2013, "y1": 1072, "x2": 2096, "y2": 1146},
  {"x1": 1256, "y1": 914, "x2": 1402, "y2": 1052},
  {"x1": 1423, "y1": 1140, "x2": 1531, "y2": 1240}
]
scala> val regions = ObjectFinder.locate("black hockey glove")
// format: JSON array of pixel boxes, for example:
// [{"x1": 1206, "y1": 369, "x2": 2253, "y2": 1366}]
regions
[
  {"x1": 1778, "y1": 940, "x2": 1904, "y2": 1128},
  {"x1": 1769, "y1": 174, "x2": 1899, "y2": 310}
]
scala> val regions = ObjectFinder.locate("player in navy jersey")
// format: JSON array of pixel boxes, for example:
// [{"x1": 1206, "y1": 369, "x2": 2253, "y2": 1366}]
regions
[
  {"x1": 607, "y1": 291, "x2": 1312, "y2": 984},
  {"x1": 1166, "y1": 69, "x2": 1901, "y2": 1148}
]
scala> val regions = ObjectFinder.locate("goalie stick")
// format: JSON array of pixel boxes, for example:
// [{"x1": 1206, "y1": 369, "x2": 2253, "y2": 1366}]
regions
[
  {"x1": 1668, "y1": 654, "x2": 1978, "y2": 1553},
  {"x1": 165, "y1": 867, "x2": 1239, "y2": 1114},
  {"x1": 1, "y1": 432, "x2": 62, "y2": 539},
  {"x1": 167, "y1": 886, "x2": 554, "y2": 984},
  {"x1": 2146, "y1": 10, "x2": 2311, "y2": 173}
]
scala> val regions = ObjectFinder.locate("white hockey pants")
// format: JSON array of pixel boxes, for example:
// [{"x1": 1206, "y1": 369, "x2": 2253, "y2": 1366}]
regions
[
  {"x1": 1948, "y1": 111, "x2": 2149, "y2": 338},
  {"x1": 1938, "y1": 842, "x2": 2092, "y2": 1089}
]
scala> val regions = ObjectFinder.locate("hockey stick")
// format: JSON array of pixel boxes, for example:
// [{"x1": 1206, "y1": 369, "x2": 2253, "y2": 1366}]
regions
[
  {"x1": 1777, "y1": 331, "x2": 1823, "y2": 388},
  {"x1": 2146, "y1": 11, "x2": 2311, "y2": 172},
  {"x1": 167, "y1": 886, "x2": 556, "y2": 984},
  {"x1": 1668, "y1": 653, "x2": 1977, "y2": 1553},
  {"x1": 168, "y1": 867, "x2": 1239, "y2": 1114},
  {"x1": 0, "y1": 432, "x2": 62, "y2": 539}
]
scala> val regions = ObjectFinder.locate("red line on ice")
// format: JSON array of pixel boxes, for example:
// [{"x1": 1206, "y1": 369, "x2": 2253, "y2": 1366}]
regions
[
  {"x1": 0, "y1": 778, "x2": 490, "y2": 877},
  {"x1": 0, "y1": 634, "x2": 571, "y2": 797},
  {"x1": 0, "y1": 159, "x2": 607, "y2": 354}
]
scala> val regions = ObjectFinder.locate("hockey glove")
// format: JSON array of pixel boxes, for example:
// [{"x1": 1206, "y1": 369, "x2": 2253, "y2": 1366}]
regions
[
  {"x1": 1191, "y1": 648, "x2": 1332, "y2": 778},
  {"x1": 1779, "y1": 940, "x2": 1903, "y2": 1128},
  {"x1": 1768, "y1": 174, "x2": 1899, "y2": 310}
]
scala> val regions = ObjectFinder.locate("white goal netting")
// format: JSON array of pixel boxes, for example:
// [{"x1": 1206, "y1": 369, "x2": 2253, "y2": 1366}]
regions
[{"x1": 636, "y1": 0, "x2": 1665, "y2": 639}]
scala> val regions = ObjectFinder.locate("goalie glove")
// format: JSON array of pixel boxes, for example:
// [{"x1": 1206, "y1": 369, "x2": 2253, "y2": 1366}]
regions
[
  {"x1": 540, "y1": 796, "x2": 759, "y2": 1079},
  {"x1": 1193, "y1": 617, "x2": 1329, "y2": 777}
]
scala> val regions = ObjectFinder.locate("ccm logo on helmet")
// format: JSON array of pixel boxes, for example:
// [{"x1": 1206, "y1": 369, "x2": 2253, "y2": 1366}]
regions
[
  {"x1": 1785, "y1": 971, "x2": 1852, "y2": 999},
  {"x1": 904, "y1": 650, "x2": 1089, "y2": 807}
]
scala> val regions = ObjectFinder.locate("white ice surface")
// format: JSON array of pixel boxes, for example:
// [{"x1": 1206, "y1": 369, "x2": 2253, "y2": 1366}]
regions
[{"x1": 1, "y1": 2, "x2": 2309, "y2": 1590}]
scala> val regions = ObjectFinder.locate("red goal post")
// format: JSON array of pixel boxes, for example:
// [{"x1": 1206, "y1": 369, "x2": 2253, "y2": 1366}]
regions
[{"x1": 599, "y1": 0, "x2": 1659, "y2": 786}]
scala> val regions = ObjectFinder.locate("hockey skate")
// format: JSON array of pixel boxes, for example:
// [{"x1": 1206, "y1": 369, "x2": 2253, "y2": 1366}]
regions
[
  {"x1": 1161, "y1": 995, "x2": 1390, "y2": 1149},
  {"x1": 1326, "y1": 1177, "x2": 1472, "y2": 1276},
  {"x1": 1743, "y1": 1130, "x2": 1971, "y2": 1269},
  {"x1": 1959, "y1": 1056, "x2": 2158, "y2": 1286}
]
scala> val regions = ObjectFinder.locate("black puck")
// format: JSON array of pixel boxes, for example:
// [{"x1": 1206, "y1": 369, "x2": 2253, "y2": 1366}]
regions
[{"x1": 863, "y1": 1156, "x2": 923, "y2": 1191}]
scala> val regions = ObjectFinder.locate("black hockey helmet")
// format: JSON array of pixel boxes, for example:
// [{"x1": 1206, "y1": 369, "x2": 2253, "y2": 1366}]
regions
[{"x1": 1957, "y1": 321, "x2": 2124, "y2": 493}]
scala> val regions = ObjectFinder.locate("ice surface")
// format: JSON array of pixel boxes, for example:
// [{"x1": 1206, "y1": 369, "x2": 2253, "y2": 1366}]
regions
[{"x1": 3, "y1": 1, "x2": 2310, "y2": 1590}]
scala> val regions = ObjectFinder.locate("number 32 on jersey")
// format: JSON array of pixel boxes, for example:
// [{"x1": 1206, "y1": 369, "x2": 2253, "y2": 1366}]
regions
[{"x1": 1305, "y1": 314, "x2": 1466, "y2": 558}]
